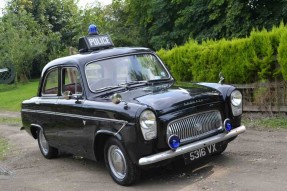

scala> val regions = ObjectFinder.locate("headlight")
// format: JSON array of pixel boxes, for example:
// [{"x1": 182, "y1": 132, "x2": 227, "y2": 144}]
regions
[
  {"x1": 231, "y1": 90, "x2": 242, "y2": 106},
  {"x1": 140, "y1": 110, "x2": 157, "y2": 140},
  {"x1": 231, "y1": 90, "x2": 242, "y2": 116}
]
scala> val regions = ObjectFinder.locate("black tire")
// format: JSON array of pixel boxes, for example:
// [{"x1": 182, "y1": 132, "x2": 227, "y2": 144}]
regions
[
  {"x1": 37, "y1": 129, "x2": 58, "y2": 159},
  {"x1": 104, "y1": 137, "x2": 141, "y2": 186},
  {"x1": 212, "y1": 143, "x2": 228, "y2": 156}
]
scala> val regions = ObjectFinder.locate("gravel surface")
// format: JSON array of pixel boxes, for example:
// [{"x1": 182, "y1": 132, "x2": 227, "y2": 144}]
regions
[{"x1": 1, "y1": 122, "x2": 287, "y2": 191}]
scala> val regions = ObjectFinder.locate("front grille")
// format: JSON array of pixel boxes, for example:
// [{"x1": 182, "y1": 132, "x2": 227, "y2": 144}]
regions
[{"x1": 167, "y1": 110, "x2": 222, "y2": 144}]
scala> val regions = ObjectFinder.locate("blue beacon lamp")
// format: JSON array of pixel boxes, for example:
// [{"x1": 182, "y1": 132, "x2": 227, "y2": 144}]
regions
[{"x1": 88, "y1": 24, "x2": 98, "y2": 35}]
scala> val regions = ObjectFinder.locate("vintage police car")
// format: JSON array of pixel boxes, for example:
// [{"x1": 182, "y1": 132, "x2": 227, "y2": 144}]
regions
[{"x1": 21, "y1": 25, "x2": 246, "y2": 186}]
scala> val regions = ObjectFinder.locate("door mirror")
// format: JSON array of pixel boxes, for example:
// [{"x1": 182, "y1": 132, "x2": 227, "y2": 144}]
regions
[{"x1": 111, "y1": 93, "x2": 122, "y2": 104}]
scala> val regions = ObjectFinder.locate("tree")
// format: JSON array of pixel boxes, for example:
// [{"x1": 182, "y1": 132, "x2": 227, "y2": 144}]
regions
[
  {"x1": 125, "y1": 0, "x2": 287, "y2": 50},
  {"x1": 0, "y1": 8, "x2": 46, "y2": 82}
]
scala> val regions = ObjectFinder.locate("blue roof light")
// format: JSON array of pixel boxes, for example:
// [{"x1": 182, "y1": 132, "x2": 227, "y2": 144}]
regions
[{"x1": 88, "y1": 24, "x2": 98, "y2": 35}]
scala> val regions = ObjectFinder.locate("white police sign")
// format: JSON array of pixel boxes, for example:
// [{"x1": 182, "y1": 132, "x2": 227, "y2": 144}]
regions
[
  {"x1": 78, "y1": 34, "x2": 114, "y2": 53},
  {"x1": 87, "y1": 35, "x2": 112, "y2": 47}
]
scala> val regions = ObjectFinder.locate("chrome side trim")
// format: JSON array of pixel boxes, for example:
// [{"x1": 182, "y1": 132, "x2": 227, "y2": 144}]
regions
[
  {"x1": 114, "y1": 121, "x2": 129, "y2": 136},
  {"x1": 139, "y1": 125, "x2": 246, "y2": 166},
  {"x1": 22, "y1": 109, "x2": 128, "y2": 136},
  {"x1": 21, "y1": 109, "x2": 127, "y2": 124}
]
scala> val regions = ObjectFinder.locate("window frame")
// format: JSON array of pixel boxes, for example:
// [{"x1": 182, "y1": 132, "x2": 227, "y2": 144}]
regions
[
  {"x1": 61, "y1": 66, "x2": 84, "y2": 96},
  {"x1": 41, "y1": 67, "x2": 60, "y2": 97},
  {"x1": 84, "y1": 53, "x2": 171, "y2": 93}
]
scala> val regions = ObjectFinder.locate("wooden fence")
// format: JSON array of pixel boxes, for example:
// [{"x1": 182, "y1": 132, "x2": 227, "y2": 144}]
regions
[{"x1": 234, "y1": 81, "x2": 287, "y2": 113}]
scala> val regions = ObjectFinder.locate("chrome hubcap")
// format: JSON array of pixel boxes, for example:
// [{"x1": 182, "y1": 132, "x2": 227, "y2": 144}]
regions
[
  {"x1": 108, "y1": 145, "x2": 127, "y2": 180},
  {"x1": 39, "y1": 129, "x2": 49, "y2": 155}
]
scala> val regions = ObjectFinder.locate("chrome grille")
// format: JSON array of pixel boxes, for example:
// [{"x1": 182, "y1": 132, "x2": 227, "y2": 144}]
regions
[{"x1": 167, "y1": 110, "x2": 222, "y2": 144}]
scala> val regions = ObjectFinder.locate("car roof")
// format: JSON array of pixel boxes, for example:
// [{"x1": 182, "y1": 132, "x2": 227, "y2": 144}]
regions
[{"x1": 42, "y1": 47, "x2": 153, "y2": 75}]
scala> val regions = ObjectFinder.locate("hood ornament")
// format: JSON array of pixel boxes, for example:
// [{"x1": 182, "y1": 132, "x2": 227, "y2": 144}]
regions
[{"x1": 218, "y1": 72, "x2": 224, "y2": 85}]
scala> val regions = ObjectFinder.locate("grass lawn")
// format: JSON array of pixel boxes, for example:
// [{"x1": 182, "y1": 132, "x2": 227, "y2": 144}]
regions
[
  {"x1": 0, "y1": 81, "x2": 39, "y2": 112},
  {"x1": 242, "y1": 113, "x2": 287, "y2": 129},
  {"x1": 0, "y1": 116, "x2": 22, "y2": 125}
]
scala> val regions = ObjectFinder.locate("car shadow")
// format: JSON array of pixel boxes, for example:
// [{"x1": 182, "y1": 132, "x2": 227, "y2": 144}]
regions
[
  {"x1": 56, "y1": 151, "x2": 232, "y2": 187},
  {"x1": 138, "y1": 156, "x2": 219, "y2": 186}
]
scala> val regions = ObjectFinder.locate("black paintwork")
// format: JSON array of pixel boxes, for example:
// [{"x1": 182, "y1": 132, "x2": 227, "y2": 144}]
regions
[{"x1": 21, "y1": 47, "x2": 242, "y2": 165}]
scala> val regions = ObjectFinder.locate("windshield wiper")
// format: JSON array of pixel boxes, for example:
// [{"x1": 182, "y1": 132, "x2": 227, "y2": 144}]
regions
[
  {"x1": 95, "y1": 85, "x2": 123, "y2": 92},
  {"x1": 147, "y1": 78, "x2": 173, "y2": 84},
  {"x1": 118, "y1": 81, "x2": 148, "y2": 87},
  {"x1": 117, "y1": 79, "x2": 173, "y2": 88}
]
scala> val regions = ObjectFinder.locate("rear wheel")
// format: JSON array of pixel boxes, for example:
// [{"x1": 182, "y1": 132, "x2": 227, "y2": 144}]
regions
[
  {"x1": 104, "y1": 137, "x2": 140, "y2": 186},
  {"x1": 37, "y1": 129, "x2": 58, "y2": 159}
]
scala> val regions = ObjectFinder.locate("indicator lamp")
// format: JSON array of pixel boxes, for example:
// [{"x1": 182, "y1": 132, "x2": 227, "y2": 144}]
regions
[
  {"x1": 224, "y1": 119, "x2": 232, "y2": 132},
  {"x1": 168, "y1": 134, "x2": 180, "y2": 150},
  {"x1": 88, "y1": 24, "x2": 98, "y2": 35}
]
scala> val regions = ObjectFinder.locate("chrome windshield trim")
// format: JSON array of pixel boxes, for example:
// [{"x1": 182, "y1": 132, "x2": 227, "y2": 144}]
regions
[
  {"x1": 85, "y1": 52, "x2": 172, "y2": 93},
  {"x1": 139, "y1": 125, "x2": 246, "y2": 166}
]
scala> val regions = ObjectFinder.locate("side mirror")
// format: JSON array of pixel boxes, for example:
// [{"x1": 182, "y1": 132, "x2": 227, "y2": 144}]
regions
[{"x1": 111, "y1": 93, "x2": 122, "y2": 104}]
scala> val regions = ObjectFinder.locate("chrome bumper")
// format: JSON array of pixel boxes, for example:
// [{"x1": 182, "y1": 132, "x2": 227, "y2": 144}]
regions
[{"x1": 138, "y1": 125, "x2": 246, "y2": 166}]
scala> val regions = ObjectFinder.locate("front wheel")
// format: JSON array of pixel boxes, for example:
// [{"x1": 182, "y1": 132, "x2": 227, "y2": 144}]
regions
[
  {"x1": 37, "y1": 128, "x2": 58, "y2": 159},
  {"x1": 104, "y1": 137, "x2": 140, "y2": 186},
  {"x1": 212, "y1": 143, "x2": 228, "y2": 156}
]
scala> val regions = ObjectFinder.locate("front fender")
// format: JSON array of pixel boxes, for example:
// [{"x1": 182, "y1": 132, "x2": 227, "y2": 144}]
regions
[
  {"x1": 197, "y1": 82, "x2": 236, "y2": 100},
  {"x1": 95, "y1": 129, "x2": 122, "y2": 140}
]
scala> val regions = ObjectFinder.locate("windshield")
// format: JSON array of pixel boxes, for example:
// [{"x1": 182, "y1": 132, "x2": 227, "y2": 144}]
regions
[{"x1": 85, "y1": 54, "x2": 170, "y2": 91}]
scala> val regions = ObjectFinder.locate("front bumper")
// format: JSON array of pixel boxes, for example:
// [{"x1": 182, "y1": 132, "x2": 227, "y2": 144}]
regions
[{"x1": 138, "y1": 125, "x2": 246, "y2": 166}]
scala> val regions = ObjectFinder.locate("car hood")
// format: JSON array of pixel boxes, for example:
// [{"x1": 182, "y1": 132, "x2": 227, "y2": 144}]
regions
[{"x1": 119, "y1": 82, "x2": 223, "y2": 115}]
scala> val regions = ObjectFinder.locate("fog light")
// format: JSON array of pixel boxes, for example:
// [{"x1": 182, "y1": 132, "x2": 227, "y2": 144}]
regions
[
  {"x1": 168, "y1": 135, "x2": 180, "y2": 150},
  {"x1": 224, "y1": 119, "x2": 232, "y2": 132}
]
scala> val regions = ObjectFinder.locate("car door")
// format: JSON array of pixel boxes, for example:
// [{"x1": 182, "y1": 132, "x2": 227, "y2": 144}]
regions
[
  {"x1": 38, "y1": 67, "x2": 60, "y2": 147},
  {"x1": 54, "y1": 66, "x2": 85, "y2": 154}
]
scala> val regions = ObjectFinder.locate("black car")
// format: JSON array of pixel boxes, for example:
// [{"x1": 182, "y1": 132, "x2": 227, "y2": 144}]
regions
[{"x1": 21, "y1": 25, "x2": 246, "y2": 186}]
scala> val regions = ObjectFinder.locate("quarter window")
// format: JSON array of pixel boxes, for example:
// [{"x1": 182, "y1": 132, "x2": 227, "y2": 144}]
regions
[{"x1": 42, "y1": 68, "x2": 58, "y2": 95}]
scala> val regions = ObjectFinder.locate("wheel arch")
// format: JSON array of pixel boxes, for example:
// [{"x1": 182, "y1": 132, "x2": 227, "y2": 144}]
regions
[
  {"x1": 94, "y1": 130, "x2": 122, "y2": 161},
  {"x1": 30, "y1": 124, "x2": 42, "y2": 139}
]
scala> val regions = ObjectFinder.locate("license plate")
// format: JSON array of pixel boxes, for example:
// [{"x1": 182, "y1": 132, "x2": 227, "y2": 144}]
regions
[{"x1": 183, "y1": 144, "x2": 218, "y2": 164}]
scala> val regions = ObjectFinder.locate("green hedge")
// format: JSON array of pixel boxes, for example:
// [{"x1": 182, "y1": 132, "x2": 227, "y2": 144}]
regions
[{"x1": 157, "y1": 22, "x2": 287, "y2": 83}]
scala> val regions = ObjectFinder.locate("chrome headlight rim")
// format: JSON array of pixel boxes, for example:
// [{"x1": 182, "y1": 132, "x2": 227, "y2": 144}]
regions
[
  {"x1": 139, "y1": 110, "x2": 157, "y2": 140},
  {"x1": 231, "y1": 90, "x2": 242, "y2": 107},
  {"x1": 140, "y1": 110, "x2": 156, "y2": 128}
]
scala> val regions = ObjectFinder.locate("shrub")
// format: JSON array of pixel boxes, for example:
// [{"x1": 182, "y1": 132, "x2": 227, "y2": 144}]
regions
[
  {"x1": 278, "y1": 30, "x2": 287, "y2": 81},
  {"x1": 157, "y1": 23, "x2": 287, "y2": 83}
]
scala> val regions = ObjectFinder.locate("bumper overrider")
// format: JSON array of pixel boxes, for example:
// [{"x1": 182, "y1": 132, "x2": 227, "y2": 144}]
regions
[{"x1": 138, "y1": 125, "x2": 246, "y2": 166}]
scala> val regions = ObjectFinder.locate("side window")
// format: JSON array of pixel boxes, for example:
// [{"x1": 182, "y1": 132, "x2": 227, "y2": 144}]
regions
[
  {"x1": 42, "y1": 68, "x2": 58, "y2": 95},
  {"x1": 62, "y1": 67, "x2": 82, "y2": 95}
]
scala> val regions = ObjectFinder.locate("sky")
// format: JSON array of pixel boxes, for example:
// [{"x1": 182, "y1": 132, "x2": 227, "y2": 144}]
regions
[
  {"x1": 0, "y1": 0, "x2": 113, "y2": 16},
  {"x1": 78, "y1": 0, "x2": 112, "y2": 8},
  {"x1": 0, "y1": 0, "x2": 5, "y2": 15}
]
